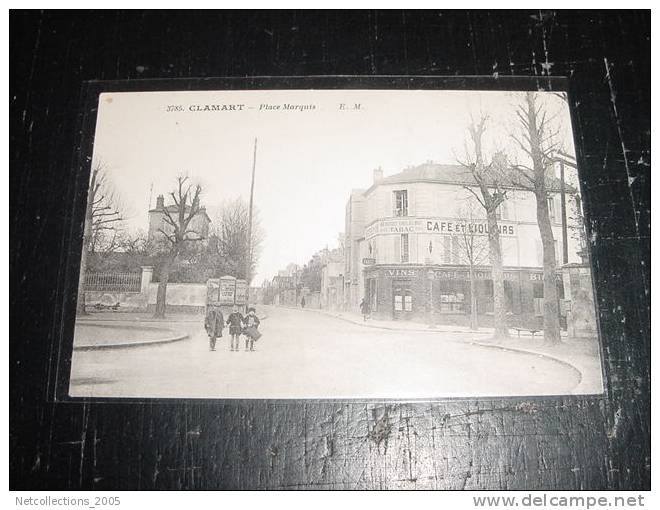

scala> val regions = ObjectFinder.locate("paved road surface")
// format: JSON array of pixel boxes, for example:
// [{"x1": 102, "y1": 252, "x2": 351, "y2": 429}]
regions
[{"x1": 70, "y1": 305, "x2": 581, "y2": 399}]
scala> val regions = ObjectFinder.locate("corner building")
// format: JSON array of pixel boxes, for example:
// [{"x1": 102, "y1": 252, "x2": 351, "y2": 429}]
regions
[{"x1": 346, "y1": 163, "x2": 584, "y2": 328}]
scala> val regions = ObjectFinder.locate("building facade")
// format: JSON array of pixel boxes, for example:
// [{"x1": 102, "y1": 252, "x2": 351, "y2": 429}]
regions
[
  {"x1": 344, "y1": 188, "x2": 367, "y2": 312},
  {"x1": 346, "y1": 163, "x2": 585, "y2": 328},
  {"x1": 320, "y1": 256, "x2": 344, "y2": 311}
]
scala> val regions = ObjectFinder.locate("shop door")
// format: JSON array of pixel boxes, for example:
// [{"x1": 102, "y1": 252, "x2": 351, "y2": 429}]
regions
[{"x1": 392, "y1": 280, "x2": 413, "y2": 320}]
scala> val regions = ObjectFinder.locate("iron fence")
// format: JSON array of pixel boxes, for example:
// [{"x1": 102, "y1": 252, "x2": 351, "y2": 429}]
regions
[{"x1": 84, "y1": 272, "x2": 142, "y2": 292}]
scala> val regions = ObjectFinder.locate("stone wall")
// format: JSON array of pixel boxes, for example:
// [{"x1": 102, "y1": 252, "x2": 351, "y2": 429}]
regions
[{"x1": 84, "y1": 266, "x2": 210, "y2": 313}]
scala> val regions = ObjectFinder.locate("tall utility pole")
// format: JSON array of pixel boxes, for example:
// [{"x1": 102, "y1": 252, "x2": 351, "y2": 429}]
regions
[{"x1": 245, "y1": 138, "x2": 257, "y2": 309}]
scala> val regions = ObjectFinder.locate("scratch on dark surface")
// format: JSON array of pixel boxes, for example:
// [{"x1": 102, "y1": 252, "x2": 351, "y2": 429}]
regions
[
  {"x1": 368, "y1": 406, "x2": 392, "y2": 454},
  {"x1": 268, "y1": 445, "x2": 278, "y2": 470},
  {"x1": 607, "y1": 407, "x2": 622, "y2": 439},
  {"x1": 78, "y1": 403, "x2": 88, "y2": 487}
]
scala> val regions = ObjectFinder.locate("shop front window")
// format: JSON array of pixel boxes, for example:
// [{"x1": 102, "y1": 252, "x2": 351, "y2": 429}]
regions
[
  {"x1": 504, "y1": 280, "x2": 515, "y2": 313},
  {"x1": 478, "y1": 279, "x2": 494, "y2": 313},
  {"x1": 393, "y1": 282, "x2": 413, "y2": 316},
  {"x1": 438, "y1": 280, "x2": 466, "y2": 313},
  {"x1": 533, "y1": 282, "x2": 544, "y2": 316},
  {"x1": 394, "y1": 294, "x2": 412, "y2": 311}
]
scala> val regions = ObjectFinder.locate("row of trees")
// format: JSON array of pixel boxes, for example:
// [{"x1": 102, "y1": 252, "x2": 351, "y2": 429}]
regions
[
  {"x1": 76, "y1": 174, "x2": 262, "y2": 318},
  {"x1": 457, "y1": 91, "x2": 566, "y2": 344}
]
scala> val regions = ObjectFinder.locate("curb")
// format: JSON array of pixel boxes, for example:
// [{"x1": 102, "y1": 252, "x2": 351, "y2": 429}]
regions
[
  {"x1": 464, "y1": 339, "x2": 586, "y2": 394},
  {"x1": 73, "y1": 321, "x2": 190, "y2": 350},
  {"x1": 73, "y1": 333, "x2": 190, "y2": 351},
  {"x1": 76, "y1": 316, "x2": 202, "y2": 323},
  {"x1": 291, "y1": 306, "x2": 568, "y2": 339},
  {"x1": 288, "y1": 306, "x2": 492, "y2": 335},
  {"x1": 73, "y1": 312, "x2": 268, "y2": 351}
]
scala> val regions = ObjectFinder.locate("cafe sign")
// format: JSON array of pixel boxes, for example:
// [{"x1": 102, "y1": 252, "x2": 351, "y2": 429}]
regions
[{"x1": 365, "y1": 217, "x2": 516, "y2": 239}]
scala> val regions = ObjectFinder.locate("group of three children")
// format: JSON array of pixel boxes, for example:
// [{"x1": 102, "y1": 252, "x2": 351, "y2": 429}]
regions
[{"x1": 204, "y1": 304, "x2": 261, "y2": 352}]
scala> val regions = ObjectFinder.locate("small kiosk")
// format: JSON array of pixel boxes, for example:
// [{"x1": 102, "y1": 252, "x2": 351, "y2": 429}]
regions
[{"x1": 206, "y1": 276, "x2": 249, "y2": 316}]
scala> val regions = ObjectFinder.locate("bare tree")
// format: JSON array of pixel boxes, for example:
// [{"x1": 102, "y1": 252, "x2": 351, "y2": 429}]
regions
[
  {"x1": 210, "y1": 198, "x2": 264, "y2": 281},
  {"x1": 451, "y1": 200, "x2": 491, "y2": 330},
  {"x1": 510, "y1": 91, "x2": 562, "y2": 344},
  {"x1": 152, "y1": 176, "x2": 204, "y2": 318},
  {"x1": 76, "y1": 161, "x2": 123, "y2": 315},
  {"x1": 457, "y1": 115, "x2": 510, "y2": 339},
  {"x1": 89, "y1": 180, "x2": 124, "y2": 255},
  {"x1": 119, "y1": 229, "x2": 150, "y2": 256}
]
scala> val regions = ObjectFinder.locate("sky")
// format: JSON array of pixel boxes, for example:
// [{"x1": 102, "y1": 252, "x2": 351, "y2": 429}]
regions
[{"x1": 91, "y1": 89, "x2": 577, "y2": 284}]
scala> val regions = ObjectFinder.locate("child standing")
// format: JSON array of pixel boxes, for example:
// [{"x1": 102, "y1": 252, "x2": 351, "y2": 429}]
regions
[
  {"x1": 243, "y1": 307, "x2": 261, "y2": 352},
  {"x1": 204, "y1": 305, "x2": 224, "y2": 351},
  {"x1": 226, "y1": 305, "x2": 244, "y2": 352}
]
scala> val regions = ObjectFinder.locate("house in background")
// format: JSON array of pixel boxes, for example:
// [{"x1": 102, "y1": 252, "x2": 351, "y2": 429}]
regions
[{"x1": 147, "y1": 194, "x2": 211, "y2": 246}]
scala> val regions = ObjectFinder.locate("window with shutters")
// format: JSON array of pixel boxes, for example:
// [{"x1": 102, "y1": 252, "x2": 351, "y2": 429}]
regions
[
  {"x1": 547, "y1": 196, "x2": 557, "y2": 222},
  {"x1": 400, "y1": 233, "x2": 409, "y2": 263},
  {"x1": 393, "y1": 190, "x2": 408, "y2": 217},
  {"x1": 443, "y1": 236, "x2": 451, "y2": 264},
  {"x1": 498, "y1": 200, "x2": 511, "y2": 220}
]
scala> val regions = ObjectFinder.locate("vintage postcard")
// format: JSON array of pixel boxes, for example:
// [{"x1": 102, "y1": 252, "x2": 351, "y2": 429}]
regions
[{"x1": 68, "y1": 87, "x2": 604, "y2": 399}]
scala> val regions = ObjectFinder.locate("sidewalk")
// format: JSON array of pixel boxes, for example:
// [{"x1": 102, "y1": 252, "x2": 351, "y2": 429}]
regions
[
  {"x1": 291, "y1": 305, "x2": 561, "y2": 337},
  {"x1": 73, "y1": 321, "x2": 190, "y2": 350},
  {"x1": 76, "y1": 311, "x2": 204, "y2": 323},
  {"x1": 76, "y1": 309, "x2": 268, "y2": 323},
  {"x1": 281, "y1": 305, "x2": 604, "y2": 395}
]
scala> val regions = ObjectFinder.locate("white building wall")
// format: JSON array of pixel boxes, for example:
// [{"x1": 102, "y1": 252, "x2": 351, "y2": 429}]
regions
[{"x1": 362, "y1": 181, "x2": 582, "y2": 269}]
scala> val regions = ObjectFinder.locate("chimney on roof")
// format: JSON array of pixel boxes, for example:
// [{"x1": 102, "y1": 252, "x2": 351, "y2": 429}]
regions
[
  {"x1": 373, "y1": 166, "x2": 383, "y2": 184},
  {"x1": 155, "y1": 195, "x2": 164, "y2": 209}
]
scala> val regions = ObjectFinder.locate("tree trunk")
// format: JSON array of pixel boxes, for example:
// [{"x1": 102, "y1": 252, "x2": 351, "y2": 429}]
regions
[
  {"x1": 487, "y1": 211, "x2": 509, "y2": 339},
  {"x1": 469, "y1": 265, "x2": 478, "y2": 330},
  {"x1": 154, "y1": 258, "x2": 172, "y2": 318},
  {"x1": 536, "y1": 193, "x2": 561, "y2": 344}
]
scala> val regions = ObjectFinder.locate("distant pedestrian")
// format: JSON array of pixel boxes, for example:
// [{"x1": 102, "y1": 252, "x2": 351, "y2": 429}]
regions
[
  {"x1": 226, "y1": 305, "x2": 244, "y2": 352},
  {"x1": 360, "y1": 298, "x2": 370, "y2": 321},
  {"x1": 301, "y1": 296, "x2": 306, "y2": 308},
  {"x1": 243, "y1": 307, "x2": 262, "y2": 351},
  {"x1": 204, "y1": 305, "x2": 224, "y2": 351}
]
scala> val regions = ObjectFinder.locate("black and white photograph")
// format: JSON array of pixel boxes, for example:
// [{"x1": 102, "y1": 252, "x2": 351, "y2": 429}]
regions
[
  {"x1": 68, "y1": 88, "x2": 604, "y2": 399},
  {"x1": 11, "y1": 8, "x2": 650, "y2": 495}
]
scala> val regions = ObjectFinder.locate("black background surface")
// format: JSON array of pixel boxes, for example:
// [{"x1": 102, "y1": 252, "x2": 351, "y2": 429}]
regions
[{"x1": 10, "y1": 10, "x2": 650, "y2": 490}]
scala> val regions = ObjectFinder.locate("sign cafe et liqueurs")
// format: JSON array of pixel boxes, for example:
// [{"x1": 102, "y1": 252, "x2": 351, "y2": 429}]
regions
[{"x1": 365, "y1": 217, "x2": 516, "y2": 239}]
